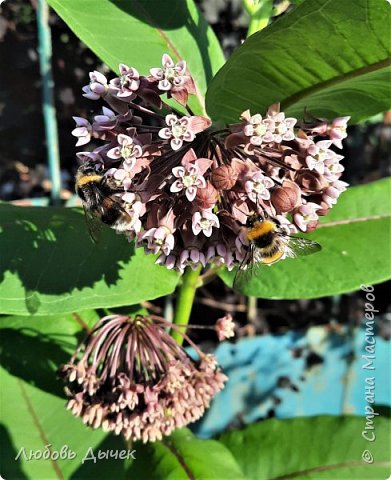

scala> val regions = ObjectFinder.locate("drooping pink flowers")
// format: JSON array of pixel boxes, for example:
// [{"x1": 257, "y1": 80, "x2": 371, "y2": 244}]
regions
[
  {"x1": 59, "y1": 314, "x2": 227, "y2": 443},
  {"x1": 73, "y1": 53, "x2": 350, "y2": 273}
]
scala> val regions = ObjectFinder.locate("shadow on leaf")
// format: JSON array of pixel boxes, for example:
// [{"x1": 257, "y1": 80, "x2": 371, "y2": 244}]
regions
[
  {"x1": 0, "y1": 205, "x2": 135, "y2": 312},
  {"x1": 0, "y1": 424, "x2": 29, "y2": 479},
  {"x1": 0, "y1": 327, "x2": 76, "y2": 398}
]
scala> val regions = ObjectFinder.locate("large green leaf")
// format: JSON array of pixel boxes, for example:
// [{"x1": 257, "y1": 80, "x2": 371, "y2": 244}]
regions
[
  {"x1": 128, "y1": 429, "x2": 246, "y2": 480},
  {"x1": 219, "y1": 178, "x2": 391, "y2": 298},
  {"x1": 220, "y1": 416, "x2": 391, "y2": 479},
  {"x1": 47, "y1": 0, "x2": 225, "y2": 115},
  {"x1": 0, "y1": 313, "x2": 128, "y2": 480},
  {"x1": 206, "y1": 0, "x2": 391, "y2": 124},
  {"x1": 0, "y1": 204, "x2": 179, "y2": 315}
]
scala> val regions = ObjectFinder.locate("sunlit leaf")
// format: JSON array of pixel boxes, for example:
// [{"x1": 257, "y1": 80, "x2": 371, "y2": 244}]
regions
[
  {"x1": 219, "y1": 179, "x2": 391, "y2": 298},
  {"x1": 0, "y1": 205, "x2": 179, "y2": 315},
  {"x1": 206, "y1": 0, "x2": 391, "y2": 124},
  {"x1": 47, "y1": 0, "x2": 225, "y2": 115}
]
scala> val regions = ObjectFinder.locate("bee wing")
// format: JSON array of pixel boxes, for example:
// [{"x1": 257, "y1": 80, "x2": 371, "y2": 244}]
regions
[
  {"x1": 83, "y1": 205, "x2": 103, "y2": 243},
  {"x1": 285, "y1": 236, "x2": 321, "y2": 258},
  {"x1": 233, "y1": 245, "x2": 263, "y2": 292}
]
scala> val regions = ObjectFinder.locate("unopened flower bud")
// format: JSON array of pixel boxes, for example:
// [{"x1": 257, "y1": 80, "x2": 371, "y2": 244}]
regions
[
  {"x1": 295, "y1": 170, "x2": 328, "y2": 192},
  {"x1": 305, "y1": 220, "x2": 319, "y2": 232},
  {"x1": 195, "y1": 181, "x2": 218, "y2": 209},
  {"x1": 211, "y1": 165, "x2": 238, "y2": 190},
  {"x1": 317, "y1": 203, "x2": 331, "y2": 216},
  {"x1": 271, "y1": 181, "x2": 301, "y2": 213}
]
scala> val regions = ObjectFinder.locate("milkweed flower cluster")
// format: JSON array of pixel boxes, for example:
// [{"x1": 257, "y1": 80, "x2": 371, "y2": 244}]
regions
[
  {"x1": 73, "y1": 54, "x2": 350, "y2": 272},
  {"x1": 59, "y1": 314, "x2": 227, "y2": 443}
]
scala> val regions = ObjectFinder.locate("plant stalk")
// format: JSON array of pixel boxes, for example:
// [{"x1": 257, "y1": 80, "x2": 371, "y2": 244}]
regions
[
  {"x1": 171, "y1": 266, "x2": 202, "y2": 345},
  {"x1": 36, "y1": 0, "x2": 62, "y2": 205},
  {"x1": 243, "y1": 0, "x2": 274, "y2": 37}
]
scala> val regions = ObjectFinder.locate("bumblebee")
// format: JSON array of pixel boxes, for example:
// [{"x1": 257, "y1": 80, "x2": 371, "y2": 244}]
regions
[
  {"x1": 234, "y1": 214, "x2": 321, "y2": 291},
  {"x1": 75, "y1": 161, "x2": 132, "y2": 241}
]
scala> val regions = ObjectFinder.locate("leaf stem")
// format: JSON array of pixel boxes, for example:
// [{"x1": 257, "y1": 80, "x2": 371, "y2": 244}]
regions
[
  {"x1": 171, "y1": 266, "x2": 202, "y2": 345},
  {"x1": 199, "y1": 264, "x2": 222, "y2": 287},
  {"x1": 243, "y1": 0, "x2": 274, "y2": 37}
]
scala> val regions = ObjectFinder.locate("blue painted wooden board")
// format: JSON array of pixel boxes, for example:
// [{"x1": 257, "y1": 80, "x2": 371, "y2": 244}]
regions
[{"x1": 190, "y1": 325, "x2": 390, "y2": 438}]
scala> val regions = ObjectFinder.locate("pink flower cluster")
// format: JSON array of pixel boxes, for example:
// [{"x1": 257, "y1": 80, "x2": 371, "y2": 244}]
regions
[
  {"x1": 59, "y1": 314, "x2": 227, "y2": 443},
  {"x1": 73, "y1": 54, "x2": 350, "y2": 272}
]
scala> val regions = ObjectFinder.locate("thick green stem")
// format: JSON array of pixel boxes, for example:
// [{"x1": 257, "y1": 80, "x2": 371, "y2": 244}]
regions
[
  {"x1": 171, "y1": 266, "x2": 202, "y2": 345},
  {"x1": 243, "y1": 0, "x2": 274, "y2": 37}
]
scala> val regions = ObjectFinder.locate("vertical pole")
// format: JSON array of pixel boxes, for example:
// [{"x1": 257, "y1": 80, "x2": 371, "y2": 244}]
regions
[{"x1": 36, "y1": 0, "x2": 62, "y2": 205}]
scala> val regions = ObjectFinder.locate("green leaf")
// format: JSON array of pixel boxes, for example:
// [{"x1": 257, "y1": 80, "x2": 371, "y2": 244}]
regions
[
  {"x1": 220, "y1": 416, "x2": 391, "y2": 479},
  {"x1": 206, "y1": 0, "x2": 391, "y2": 124},
  {"x1": 47, "y1": 0, "x2": 225, "y2": 115},
  {"x1": 0, "y1": 313, "x2": 128, "y2": 480},
  {"x1": 0, "y1": 204, "x2": 179, "y2": 315},
  {"x1": 128, "y1": 428, "x2": 246, "y2": 480},
  {"x1": 219, "y1": 179, "x2": 391, "y2": 299}
]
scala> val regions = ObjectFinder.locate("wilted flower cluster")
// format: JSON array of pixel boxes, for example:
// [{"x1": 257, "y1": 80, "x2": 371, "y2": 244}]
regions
[
  {"x1": 59, "y1": 314, "x2": 227, "y2": 443},
  {"x1": 73, "y1": 54, "x2": 350, "y2": 272}
]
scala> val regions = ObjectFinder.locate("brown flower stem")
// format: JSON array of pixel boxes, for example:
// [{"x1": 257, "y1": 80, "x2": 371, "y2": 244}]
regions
[
  {"x1": 199, "y1": 265, "x2": 223, "y2": 287},
  {"x1": 128, "y1": 101, "x2": 163, "y2": 119},
  {"x1": 171, "y1": 265, "x2": 202, "y2": 345}
]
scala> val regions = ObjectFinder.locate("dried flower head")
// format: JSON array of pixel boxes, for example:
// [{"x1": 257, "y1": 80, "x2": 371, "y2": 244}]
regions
[
  {"x1": 59, "y1": 315, "x2": 227, "y2": 443},
  {"x1": 73, "y1": 55, "x2": 350, "y2": 273}
]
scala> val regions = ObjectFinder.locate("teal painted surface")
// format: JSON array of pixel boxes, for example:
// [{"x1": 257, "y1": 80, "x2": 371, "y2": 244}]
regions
[
  {"x1": 191, "y1": 324, "x2": 390, "y2": 438},
  {"x1": 36, "y1": 0, "x2": 62, "y2": 204}
]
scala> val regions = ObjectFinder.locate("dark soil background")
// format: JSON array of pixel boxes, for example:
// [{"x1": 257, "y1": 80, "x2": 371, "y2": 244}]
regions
[{"x1": 0, "y1": 0, "x2": 390, "y2": 341}]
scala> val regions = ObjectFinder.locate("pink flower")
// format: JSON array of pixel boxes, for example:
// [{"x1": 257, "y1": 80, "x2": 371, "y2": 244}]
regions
[
  {"x1": 107, "y1": 134, "x2": 142, "y2": 164},
  {"x1": 170, "y1": 163, "x2": 206, "y2": 201},
  {"x1": 159, "y1": 114, "x2": 195, "y2": 150},
  {"x1": 121, "y1": 192, "x2": 144, "y2": 234},
  {"x1": 305, "y1": 140, "x2": 335, "y2": 174},
  {"x1": 110, "y1": 64, "x2": 140, "y2": 98},
  {"x1": 140, "y1": 226, "x2": 175, "y2": 256},
  {"x1": 332, "y1": 180, "x2": 349, "y2": 192},
  {"x1": 329, "y1": 116, "x2": 350, "y2": 149},
  {"x1": 274, "y1": 215, "x2": 298, "y2": 235},
  {"x1": 155, "y1": 253, "x2": 177, "y2": 270},
  {"x1": 150, "y1": 54, "x2": 187, "y2": 91},
  {"x1": 324, "y1": 155, "x2": 345, "y2": 181},
  {"x1": 150, "y1": 54, "x2": 195, "y2": 106},
  {"x1": 82, "y1": 70, "x2": 108, "y2": 100},
  {"x1": 241, "y1": 110, "x2": 275, "y2": 146},
  {"x1": 245, "y1": 171, "x2": 274, "y2": 202},
  {"x1": 107, "y1": 166, "x2": 134, "y2": 190},
  {"x1": 264, "y1": 105, "x2": 297, "y2": 143},
  {"x1": 93, "y1": 107, "x2": 117, "y2": 130},
  {"x1": 205, "y1": 244, "x2": 227, "y2": 266},
  {"x1": 192, "y1": 210, "x2": 220, "y2": 237},
  {"x1": 178, "y1": 248, "x2": 206, "y2": 272},
  {"x1": 215, "y1": 314, "x2": 235, "y2": 341},
  {"x1": 72, "y1": 117, "x2": 92, "y2": 146},
  {"x1": 293, "y1": 202, "x2": 321, "y2": 232}
]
